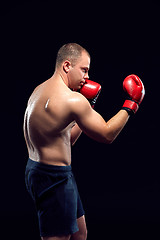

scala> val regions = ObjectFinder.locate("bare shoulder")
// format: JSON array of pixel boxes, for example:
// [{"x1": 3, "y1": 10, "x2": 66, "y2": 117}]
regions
[
  {"x1": 67, "y1": 91, "x2": 92, "y2": 114},
  {"x1": 47, "y1": 88, "x2": 90, "y2": 110},
  {"x1": 44, "y1": 88, "x2": 91, "y2": 122}
]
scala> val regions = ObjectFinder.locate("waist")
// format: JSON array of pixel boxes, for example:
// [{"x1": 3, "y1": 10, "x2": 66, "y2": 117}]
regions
[
  {"x1": 26, "y1": 158, "x2": 72, "y2": 173},
  {"x1": 28, "y1": 145, "x2": 71, "y2": 166}
]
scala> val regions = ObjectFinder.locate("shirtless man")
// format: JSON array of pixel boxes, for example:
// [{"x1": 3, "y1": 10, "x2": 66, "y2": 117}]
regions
[{"x1": 24, "y1": 43, "x2": 145, "y2": 240}]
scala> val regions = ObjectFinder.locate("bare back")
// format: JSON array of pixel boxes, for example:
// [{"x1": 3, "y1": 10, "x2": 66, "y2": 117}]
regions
[{"x1": 23, "y1": 76, "x2": 76, "y2": 166}]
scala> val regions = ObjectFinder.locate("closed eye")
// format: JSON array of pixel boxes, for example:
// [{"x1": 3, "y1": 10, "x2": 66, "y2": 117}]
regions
[{"x1": 81, "y1": 68, "x2": 88, "y2": 73}]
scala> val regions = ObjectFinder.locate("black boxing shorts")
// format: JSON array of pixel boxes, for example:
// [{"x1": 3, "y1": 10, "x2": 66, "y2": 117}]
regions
[{"x1": 25, "y1": 158, "x2": 85, "y2": 237}]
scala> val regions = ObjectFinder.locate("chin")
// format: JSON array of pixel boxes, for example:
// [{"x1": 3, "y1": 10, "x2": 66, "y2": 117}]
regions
[{"x1": 74, "y1": 86, "x2": 81, "y2": 91}]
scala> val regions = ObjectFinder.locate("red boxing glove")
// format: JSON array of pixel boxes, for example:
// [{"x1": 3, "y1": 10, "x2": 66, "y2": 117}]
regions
[
  {"x1": 122, "y1": 74, "x2": 145, "y2": 114},
  {"x1": 80, "y1": 79, "x2": 101, "y2": 108}
]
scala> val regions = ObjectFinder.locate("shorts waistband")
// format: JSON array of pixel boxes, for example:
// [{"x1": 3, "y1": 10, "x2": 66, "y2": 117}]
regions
[{"x1": 26, "y1": 158, "x2": 72, "y2": 173}]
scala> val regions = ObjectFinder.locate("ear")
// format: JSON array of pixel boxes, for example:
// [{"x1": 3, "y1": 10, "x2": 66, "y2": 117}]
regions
[{"x1": 63, "y1": 60, "x2": 72, "y2": 73}]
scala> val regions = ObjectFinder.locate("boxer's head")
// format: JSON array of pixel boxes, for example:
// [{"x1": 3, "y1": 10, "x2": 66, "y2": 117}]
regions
[{"x1": 55, "y1": 43, "x2": 90, "y2": 90}]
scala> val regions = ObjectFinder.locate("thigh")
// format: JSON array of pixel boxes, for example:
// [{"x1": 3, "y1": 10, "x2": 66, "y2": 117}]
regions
[
  {"x1": 70, "y1": 215, "x2": 87, "y2": 240},
  {"x1": 41, "y1": 235, "x2": 71, "y2": 240}
]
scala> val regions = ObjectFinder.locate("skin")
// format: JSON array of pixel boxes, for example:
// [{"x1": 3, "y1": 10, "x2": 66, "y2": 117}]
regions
[{"x1": 23, "y1": 50, "x2": 129, "y2": 240}]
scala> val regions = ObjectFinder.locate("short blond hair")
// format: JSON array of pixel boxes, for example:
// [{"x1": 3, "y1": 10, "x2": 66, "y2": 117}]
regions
[{"x1": 55, "y1": 43, "x2": 90, "y2": 69}]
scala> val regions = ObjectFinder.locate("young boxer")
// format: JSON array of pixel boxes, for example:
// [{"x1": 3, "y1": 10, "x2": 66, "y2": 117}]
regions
[{"x1": 24, "y1": 43, "x2": 145, "y2": 240}]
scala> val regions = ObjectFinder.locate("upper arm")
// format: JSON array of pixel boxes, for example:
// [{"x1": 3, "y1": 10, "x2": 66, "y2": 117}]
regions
[{"x1": 69, "y1": 93, "x2": 109, "y2": 143}]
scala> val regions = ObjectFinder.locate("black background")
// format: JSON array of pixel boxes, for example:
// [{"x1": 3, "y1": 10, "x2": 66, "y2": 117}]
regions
[{"x1": 1, "y1": 1, "x2": 160, "y2": 239}]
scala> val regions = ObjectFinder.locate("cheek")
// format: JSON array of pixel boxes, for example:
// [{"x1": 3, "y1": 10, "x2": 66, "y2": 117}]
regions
[
  {"x1": 69, "y1": 67, "x2": 85, "y2": 82},
  {"x1": 68, "y1": 70, "x2": 76, "y2": 80},
  {"x1": 77, "y1": 70, "x2": 84, "y2": 79},
  {"x1": 72, "y1": 70, "x2": 83, "y2": 80}
]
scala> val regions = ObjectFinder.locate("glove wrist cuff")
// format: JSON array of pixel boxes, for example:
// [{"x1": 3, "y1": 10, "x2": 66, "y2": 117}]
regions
[{"x1": 122, "y1": 100, "x2": 139, "y2": 115}]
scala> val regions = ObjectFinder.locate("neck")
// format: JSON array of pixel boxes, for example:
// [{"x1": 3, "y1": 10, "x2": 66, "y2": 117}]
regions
[{"x1": 53, "y1": 69, "x2": 69, "y2": 87}]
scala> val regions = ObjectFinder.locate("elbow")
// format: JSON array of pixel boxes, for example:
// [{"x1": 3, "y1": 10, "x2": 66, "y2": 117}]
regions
[
  {"x1": 103, "y1": 126, "x2": 117, "y2": 144},
  {"x1": 104, "y1": 138, "x2": 114, "y2": 144},
  {"x1": 98, "y1": 136, "x2": 114, "y2": 144},
  {"x1": 108, "y1": 139, "x2": 114, "y2": 144},
  {"x1": 95, "y1": 133, "x2": 115, "y2": 144},
  {"x1": 103, "y1": 135, "x2": 116, "y2": 144},
  {"x1": 71, "y1": 141, "x2": 76, "y2": 146}
]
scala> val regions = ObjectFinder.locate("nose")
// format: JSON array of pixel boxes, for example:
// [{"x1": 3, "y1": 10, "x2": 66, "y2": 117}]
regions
[{"x1": 84, "y1": 72, "x2": 89, "y2": 80}]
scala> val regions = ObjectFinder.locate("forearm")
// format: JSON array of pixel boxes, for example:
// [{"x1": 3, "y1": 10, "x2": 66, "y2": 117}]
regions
[
  {"x1": 105, "y1": 109, "x2": 130, "y2": 143},
  {"x1": 71, "y1": 123, "x2": 82, "y2": 146}
]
